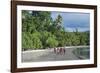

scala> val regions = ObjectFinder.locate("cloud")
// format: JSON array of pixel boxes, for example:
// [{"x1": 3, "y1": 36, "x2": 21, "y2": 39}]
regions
[{"x1": 51, "y1": 12, "x2": 90, "y2": 32}]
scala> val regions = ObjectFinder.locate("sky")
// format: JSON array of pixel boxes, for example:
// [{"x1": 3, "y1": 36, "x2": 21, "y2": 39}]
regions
[{"x1": 51, "y1": 12, "x2": 90, "y2": 32}]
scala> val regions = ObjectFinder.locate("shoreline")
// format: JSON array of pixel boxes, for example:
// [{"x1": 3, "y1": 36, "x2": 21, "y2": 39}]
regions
[{"x1": 22, "y1": 45, "x2": 89, "y2": 53}]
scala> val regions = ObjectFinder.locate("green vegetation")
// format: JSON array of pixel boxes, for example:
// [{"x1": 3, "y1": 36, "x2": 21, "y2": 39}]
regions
[{"x1": 22, "y1": 10, "x2": 90, "y2": 51}]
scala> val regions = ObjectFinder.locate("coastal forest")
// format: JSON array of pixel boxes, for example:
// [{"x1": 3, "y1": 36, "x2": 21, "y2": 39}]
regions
[{"x1": 22, "y1": 10, "x2": 89, "y2": 51}]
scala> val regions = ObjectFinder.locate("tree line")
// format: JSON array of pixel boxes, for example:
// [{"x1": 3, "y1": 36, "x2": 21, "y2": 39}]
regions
[{"x1": 22, "y1": 10, "x2": 89, "y2": 51}]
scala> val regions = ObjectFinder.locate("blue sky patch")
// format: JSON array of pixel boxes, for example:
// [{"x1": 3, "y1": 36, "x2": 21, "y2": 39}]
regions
[{"x1": 51, "y1": 12, "x2": 90, "y2": 32}]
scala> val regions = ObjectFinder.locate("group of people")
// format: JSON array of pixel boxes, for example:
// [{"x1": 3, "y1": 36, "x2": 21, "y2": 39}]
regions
[{"x1": 53, "y1": 47, "x2": 66, "y2": 55}]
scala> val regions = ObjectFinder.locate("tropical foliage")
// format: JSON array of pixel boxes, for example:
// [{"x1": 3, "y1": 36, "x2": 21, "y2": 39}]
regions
[{"x1": 22, "y1": 10, "x2": 90, "y2": 51}]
